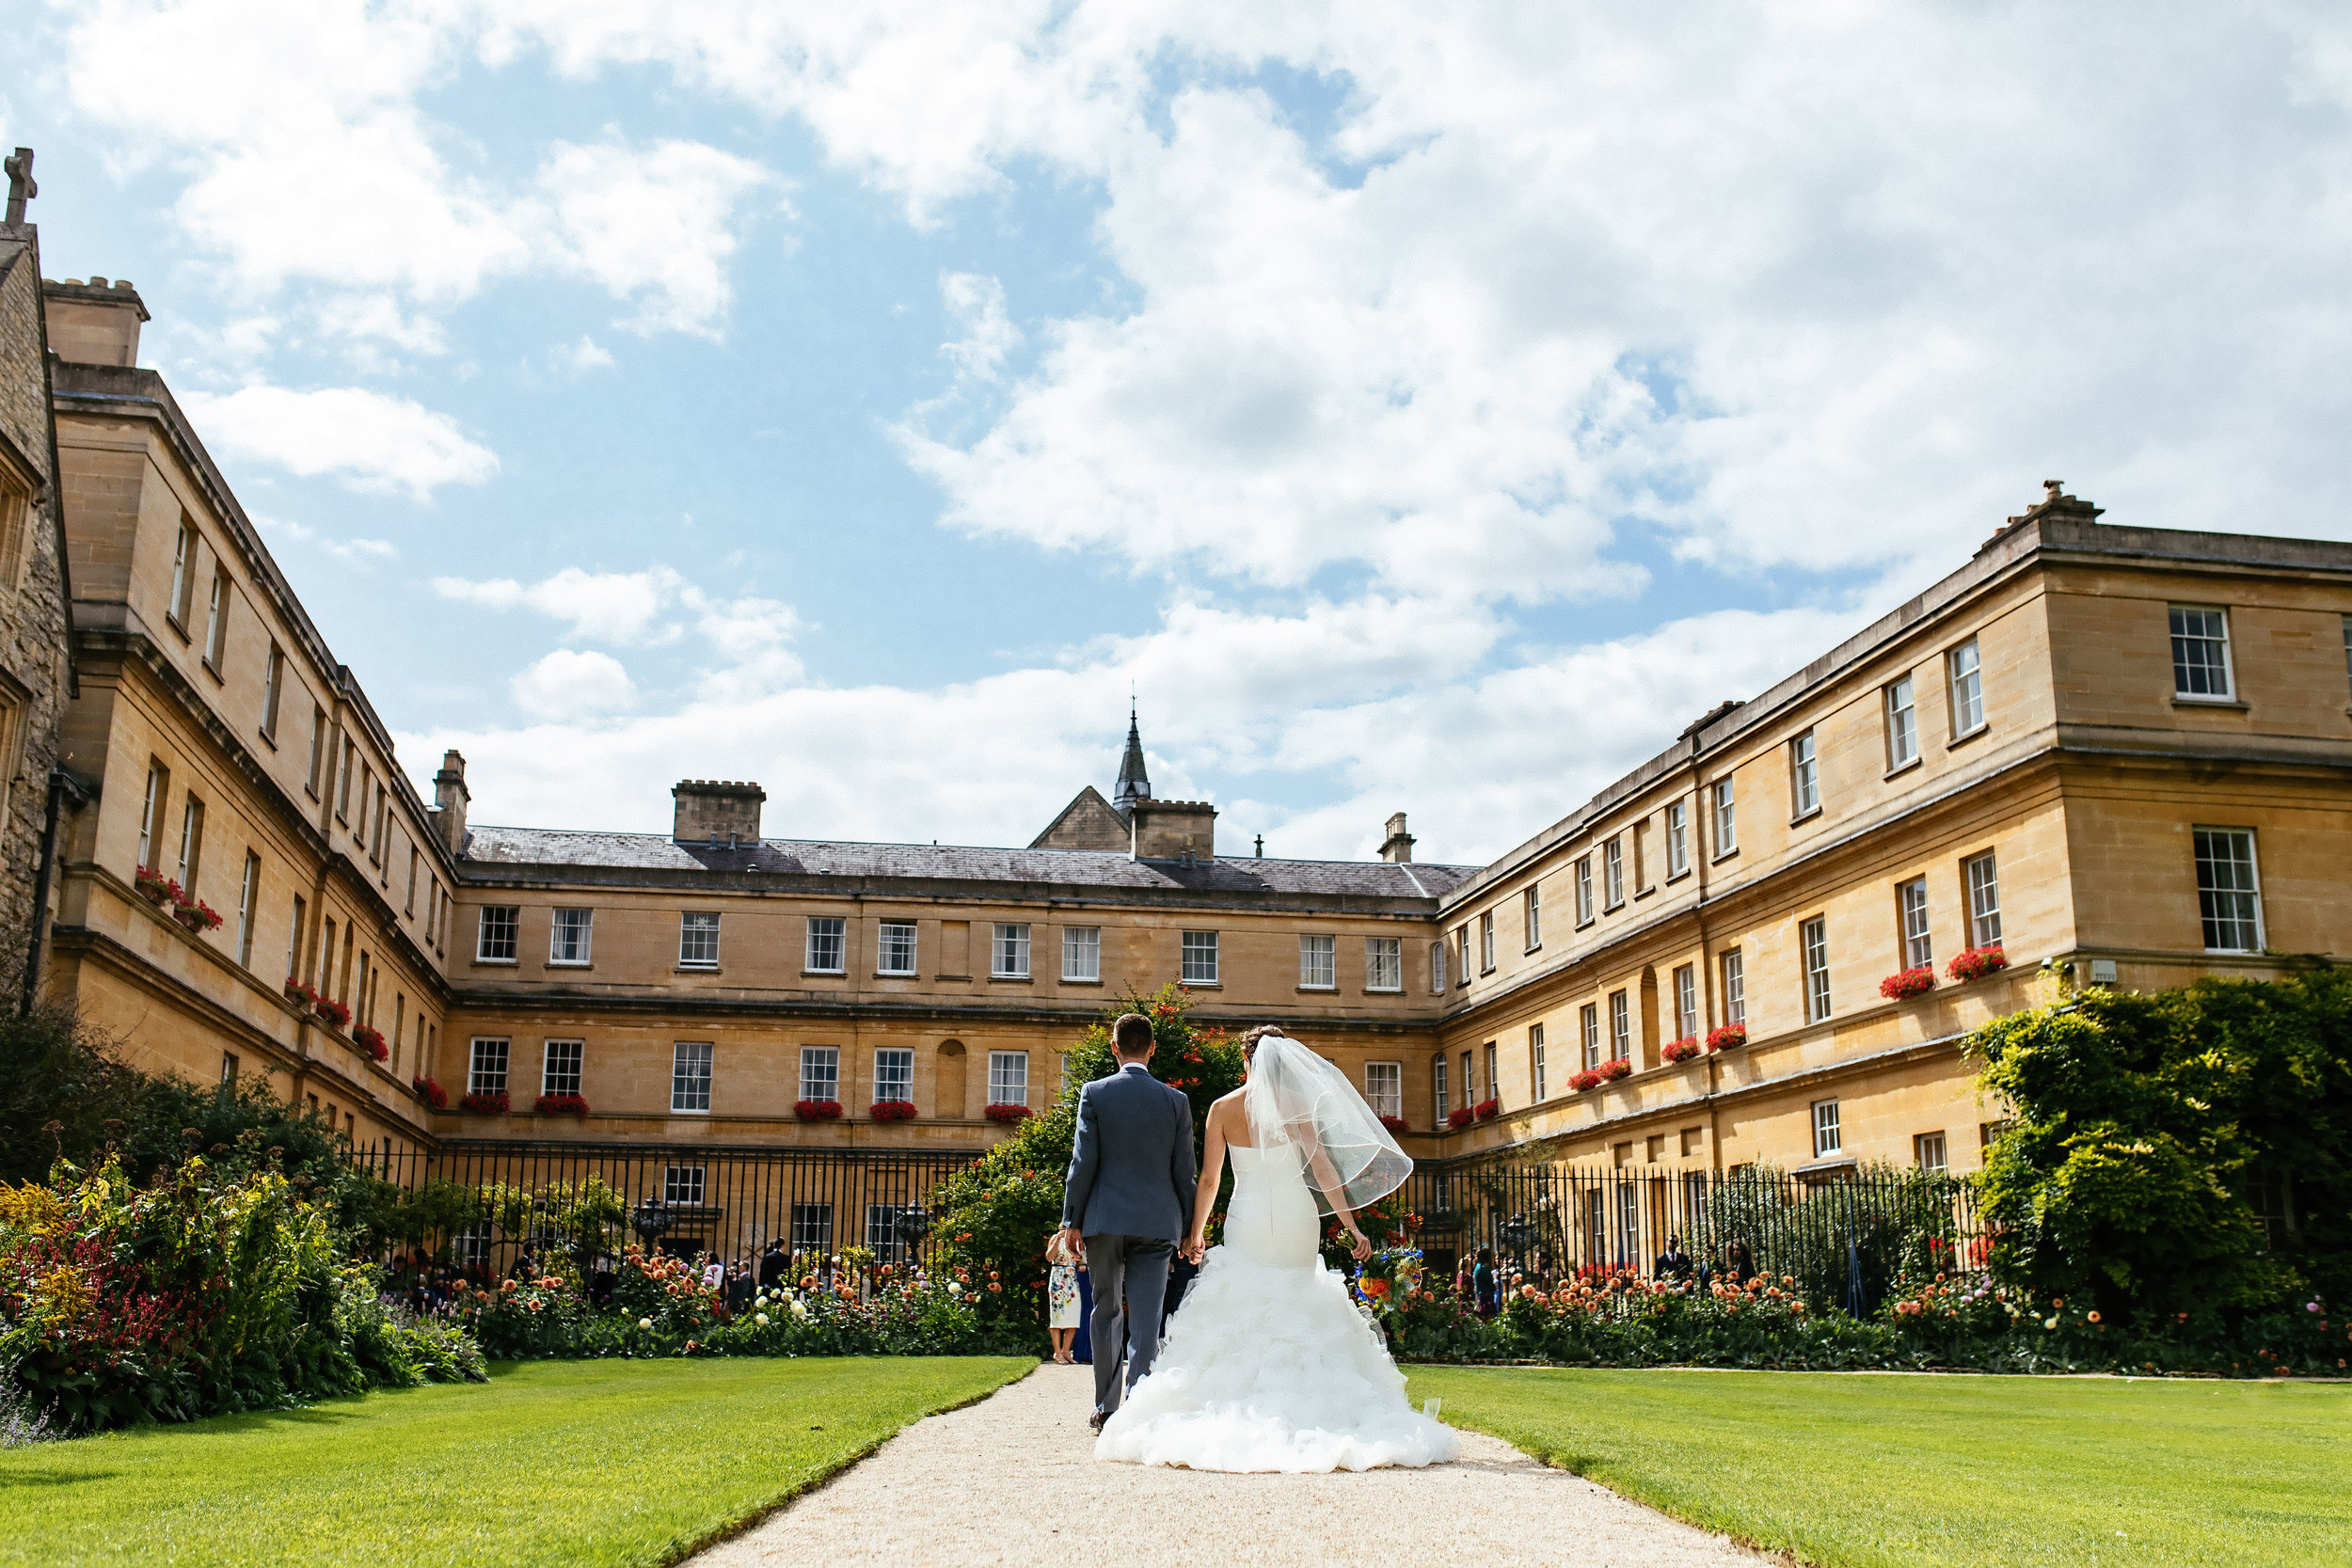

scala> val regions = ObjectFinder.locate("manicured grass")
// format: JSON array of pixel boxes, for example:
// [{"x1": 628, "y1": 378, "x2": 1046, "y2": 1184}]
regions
[
  {"x1": 0, "y1": 1356, "x2": 1031, "y2": 1567},
  {"x1": 1405, "y1": 1367, "x2": 2352, "y2": 1568}
]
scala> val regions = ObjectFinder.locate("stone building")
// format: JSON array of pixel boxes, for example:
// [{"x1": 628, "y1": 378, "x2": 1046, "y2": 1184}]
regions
[
  {"x1": 0, "y1": 151, "x2": 82, "y2": 1006},
  {"x1": 16, "y1": 229, "x2": 2352, "y2": 1239}
]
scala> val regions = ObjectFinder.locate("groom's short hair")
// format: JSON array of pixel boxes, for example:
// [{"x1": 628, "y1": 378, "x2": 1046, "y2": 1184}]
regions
[{"x1": 1112, "y1": 1013, "x2": 1154, "y2": 1057}]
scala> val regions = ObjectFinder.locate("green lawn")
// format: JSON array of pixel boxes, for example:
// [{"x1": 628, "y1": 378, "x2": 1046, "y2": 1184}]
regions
[
  {"x1": 1404, "y1": 1367, "x2": 2352, "y2": 1568},
  {"x1": 0, "y1": 1356, "x2": 1031, "y2": 1567}
]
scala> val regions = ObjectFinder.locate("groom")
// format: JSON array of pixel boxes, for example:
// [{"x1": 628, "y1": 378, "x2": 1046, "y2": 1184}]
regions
[{"x1": 1059, "y1": 1012, "x2": 1198, "y2": 1433}]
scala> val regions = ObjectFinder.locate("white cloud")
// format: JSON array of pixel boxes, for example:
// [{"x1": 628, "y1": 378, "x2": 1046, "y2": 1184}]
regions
[
  {"x1": 180, "y1": 385, "x2": 498, "y2": 499},
  {"x1": 434, "y1": 565, "x2": 687, "y2": 644},
  {"x1": 538, "y1": 135, "x2": 771, "y2": 337},
  {"x1": 255, "y1": 514, "x2": 400, "y2": 569},
  {"x1": 937, "y1": 272, "x2": 1019, "y2": 384},
  {"x1": 558, "y1": 335, "x2": 615, "y2": 373},
  {"x1": 511, "y1": 649, "x2": 637, "y2": 720}
]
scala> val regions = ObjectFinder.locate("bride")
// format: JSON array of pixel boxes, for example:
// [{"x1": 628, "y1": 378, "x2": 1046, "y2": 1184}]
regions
[{"x1": 1094, "y1": 1025, "x2": 1459, "y2": 1472}]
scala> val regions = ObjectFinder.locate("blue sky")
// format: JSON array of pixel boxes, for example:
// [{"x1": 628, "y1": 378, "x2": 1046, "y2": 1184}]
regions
[{"x1": 7, "y1": 4, "x2": 2349, "y2": 863}]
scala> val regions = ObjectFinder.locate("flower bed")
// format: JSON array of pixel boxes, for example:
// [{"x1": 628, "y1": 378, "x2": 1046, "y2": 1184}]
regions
[
  {"x1": 1596, "y1": 1057, "x2": 1632, "y2": 1082},
  {"x1": 313, "y1": 994, "x2": 352, "y2": 1029},
  {"x1": 794, "y1": 1099, "x2": 843, "y2": 1120},
  {"x1": 1880, "y1": 966, "x2": 1937, "y2": 1000},
  {"x1": 983, "y1": 1102, "x2": 1031, "y2": 1123},
  {"x1": 1706, "y1": 1023, "x2": 1747, "y2": 1052},
  {"x1": 870, "y1": 1099, "x2": 916, "y2": 1121},
  {"x1": 533, "y1": 1092, "x2": 590, "y2": 1117},
  {"x1": 411, "y1": 1075, "x2": 448, "y2": 1110},
  {"x1": 1378, "y1": 1114, "x2": 1410, "y2": 1135},
  {"x1": 1446, "y1": 1105, "x2": 1475, "y2": 1128},
  {"x1": 1662, "y1": 1035, "x2": 1701, "y2": 1063},
  {"x1": 1947, "y1": 945, "x2": 2008, "y2": 982},
  {"x1": 1473, "y1": 1097, "x2": 1500, "y2": 1121},
  {"x1": 459, "y1": 1089, "x2": 510, "y2": 1116},
  {"x1": 353, "y1": 1025, "x2": 388, "y2": 1061}
]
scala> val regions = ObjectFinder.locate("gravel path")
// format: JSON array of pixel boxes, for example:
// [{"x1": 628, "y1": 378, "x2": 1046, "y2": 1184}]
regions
[{"x1": 691, "y1": 1364, "x2": 1771, "y2": 1568}]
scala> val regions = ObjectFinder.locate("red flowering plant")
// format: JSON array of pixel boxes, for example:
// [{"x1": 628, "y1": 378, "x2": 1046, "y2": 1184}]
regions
[
  {"x1": 312, "y1": 994, "x2": 352, "y2": 1030},
  {"x1": 1596, "y1": 1057, "x2": 1633, "y2": 1082},
  {"x1": 1446, "y1": 1105, "x2": 1475, "y2": 1128},
  {"x1": 533, "y1": 1092, "x2": 590, "y2": 1117},
  {"x1": 1570, "y1": 1069, "x2": 1602, "y2": 1092},
  {"x1": 134, "y1": 863, "x2": 178, "y2": 903},
  {"x1": 1662, "y1": 1036, "x2": 1702, "y2": 1063},
  {"x1": 1706, "y1": 1023, "x2": 1748, "y2": 1052},
  {"x1": 985, "y1": 1102, "x2": 1031, "y2": 1123},
  {"x1": 459, "y1": 1089, "x2": 510, "y2": 1116},
  {"x1": 1473, "y1": 1097, "x2": 1500, "y2": 1121},
  {"x1": 411, "y1": 1075, "x2": 448, "y2": 1110},
  {"x1": 352, "y1": 1025, "x2": 388, "y2": 1061},
  {"x1": 282, "y1": 977, "x2": 317, "y2": 1009},
  {"x1": 870, "y1": 1099, "x2": 917, "y2": 1121},
  {"x1": 171, "y1": 898, "x2": 224, "y2": 932},
  {"x1": 1947, "y1": 945, "x2": 2008, "y2": 983},
  {"x1": 794, "y1": 1099, "x2": 843, "y2": 1120},
  {"x1": 1880, "y1": 966, "x2": 1937, "y2": 1000},
  {"x1": 1378, "y1": 1114, "x2": 1410, "y2": 1135}
]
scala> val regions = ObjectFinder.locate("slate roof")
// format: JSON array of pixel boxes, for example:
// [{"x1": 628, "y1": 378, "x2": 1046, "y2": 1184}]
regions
[{"x1": 460, "y1": 825, "x2": 1475, "y2": 904}]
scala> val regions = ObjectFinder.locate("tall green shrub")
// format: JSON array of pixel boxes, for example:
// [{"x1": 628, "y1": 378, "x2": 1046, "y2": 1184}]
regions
[{"x1": 1970, "y1": 969, "x2": 2352, "y2": 1319}]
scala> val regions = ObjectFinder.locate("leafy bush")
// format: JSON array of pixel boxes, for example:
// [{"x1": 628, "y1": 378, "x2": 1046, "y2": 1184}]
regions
[{"x1": 1970, "y1": 970, "x2": 2352, "y2": 1319}]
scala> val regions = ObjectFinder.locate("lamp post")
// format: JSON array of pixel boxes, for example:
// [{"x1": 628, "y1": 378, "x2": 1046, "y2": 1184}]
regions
[
  {"x1": 630, "y1": 1201, "x2": 671, "y2": 1252},
  {"x1": 893, "y1": 1204, "x2": 932, "y2": 1262}
]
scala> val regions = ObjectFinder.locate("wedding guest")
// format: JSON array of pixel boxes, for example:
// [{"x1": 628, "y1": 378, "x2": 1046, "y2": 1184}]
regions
[
  {"x1": 1473, "y1": 1247, "x2": 1499, "y2": 1317},
  {"x1": 725, "y1": 1260, "x2": 754, "y2": 1314},
  {"x1": 1072, "y1": 1252, "x2": 1095, "y2": 1365},
  {"x1": 758, "y1": 1240, "x2": 787, "y2": 1290},
  {"x1": 1654, "y1": 1234, "x2": 1695, "y2": 1284},
  {"x1": 1454, "y1": 1255, "x2": 1475, "y2": 1302},
  {"x1": 1724, "y1": 1236, "x2": 1757, "y2": 1287},
  {"x1": 702, "y1": 1253, "x2": 724, "y2": 1292},
  {"x1": 1046, "y1": 1229, "x2": 1084, "y2": 1363}
]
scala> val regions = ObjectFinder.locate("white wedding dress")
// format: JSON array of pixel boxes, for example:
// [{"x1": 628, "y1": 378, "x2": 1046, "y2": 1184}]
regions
[{"x1": 1093, "y1": 1139, "x2": 1460, "y2": 1472}]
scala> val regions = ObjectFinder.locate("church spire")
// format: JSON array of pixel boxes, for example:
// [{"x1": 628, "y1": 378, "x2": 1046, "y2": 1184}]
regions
[{"x1": 1115, "y1": 703, "x2": 1152, "y2": 811}]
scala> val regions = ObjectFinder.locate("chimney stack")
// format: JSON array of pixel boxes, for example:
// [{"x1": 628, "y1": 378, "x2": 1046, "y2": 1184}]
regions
[
  {"x1": 674, "y1": 780, "x2": 765, "y2": 846},
  {"x1": 432, "y1": 750, "x2": 469, "y2": 855},
  {"x1": 1379, "y1": 812, "x2": 1415, "y2": 863},
  {"x1": 42, "y1": 277, "x2": 148, "y2": 367}
]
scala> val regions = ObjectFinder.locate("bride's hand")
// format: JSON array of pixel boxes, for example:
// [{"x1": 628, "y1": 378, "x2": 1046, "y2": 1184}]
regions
[
  {"x1": 1348, "y1": 1228, "x2": 1373, "y2": 1262},
  {"x1": 1184, "y1": 1232, "x2": 1206, "y2": 1263}
]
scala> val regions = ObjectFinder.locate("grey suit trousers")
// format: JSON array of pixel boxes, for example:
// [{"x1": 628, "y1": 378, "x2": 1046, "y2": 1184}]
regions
[{"x1": 1085, "y1": 1231, "x2": 1173, "y2": 1416}]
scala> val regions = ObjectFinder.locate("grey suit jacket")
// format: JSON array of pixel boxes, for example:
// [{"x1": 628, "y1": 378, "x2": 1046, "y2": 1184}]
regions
[{"x1": 1061, "y1": 1066, "x2": 1198, "y2": 1242}]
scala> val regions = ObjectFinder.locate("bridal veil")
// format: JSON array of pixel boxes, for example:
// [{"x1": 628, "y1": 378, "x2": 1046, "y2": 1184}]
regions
[{"x1": 1241, "y1": 1030, "x2": 1412, "y2": 1216}]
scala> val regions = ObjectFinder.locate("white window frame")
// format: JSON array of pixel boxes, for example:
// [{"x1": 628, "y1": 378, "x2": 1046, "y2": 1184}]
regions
[
  {"x1": 261, "y1": 642, "x2": 284, "y2": 740},
  {"x1": 873, "y1": 1046, "x2": 914, "y2": 1104},
  {"x1": 2193, "y1": 828, "x2": 2264, "y2": 954},
  {"x1": 1915, "y1": 1131, "x2": 1948, "y2": 1173},
  {"x1": 235, "y1": 849, "x2": 260, "y2": 966},
  {"x1": 1674, "y1": 963, "x2": 1698, "y2": 1039},
  {"x1": 1963, "y1": 851, "x2": 2003, "y2": 950},
  {"x1": 664, "y1": 1164, "x2": 706, "y2": 1206},
  {"x1": 1813, "y1": 1099, "x2": 1843, "y2": 1158},
  {"x1": 993, "y1": 922, "x2": 1032, "y2": 979},
  {"x1": 1790, "y1": 730, "x2": 1820, "y2": 818},
  {"x1": 468, "y1": 1037, "x2": 510, "y2": 1097},
  {"x1": 1948, "y1": 637, "x2": 1985, "y2": 736},
  {"x1": 542, "y1": 1038, "x2": 584, "y2": 1098},
  {"x1": 795, "y1": 1044, "x2": 838, "y2": 1105},
  {"x1": 547, "y1": 908, "x2": 592, "y2": 966},
  {"x1": 1432, "y1": 1054, "x2": 1449, "y2": 1118},
  {"x1": 878, "y1": 919, "x2": 918, "y2": 976},
  {"x1": 805, "y1": 916, "x2": 847, "y2": 974},
  {"x1": 673, "y1": 1040, "x2": 715, "y2": 1113},
  {"x1": 138, "y1": 761, "x2": 164, "y2": 867},
  {"x1": 1429, "y1": 941, "x2": 1446, "y2": 994},
  {"x1": 1899, "y1": 877, "x2": 1932, "y2": 969},
  {"x1": 1609, "y1": 990, "x2": 1630, "y2": 1061},
  {"x1": 1602, "y1": 838, "x2": 1625, "y2": 910},
  {"x1": 1575, "y1": 856, "x2": 1595, "y2": 923},
  {"x1": 1524, "y1": 885, "x2": 1542, "y2": 949},
  {"x1": 1298, "y1": 932, "x2": 1336, "y2": 990},
  {"x1": 1666, "y1": 800, "x2": 1689, "y2": 878},
  {"x1": 1365, "y1": 935, "x2": 1402, "y2": 993},
  {"x1": 789, "y1": 1202, "x2": 834, "y2": 1251},
  {"x1": 1180, "y1": 929, "x2": 1217, "y2": 985},
  {"x1": 1528, "y1": 1024, "x2": 1547, "y2": 1101},
  {"x1": 1721, "y1": 947, "x2": 1746, "y2": 1026},
  {"x1": 168, "y1": 520, "x2": 194, "y2": 626},
  {"x1": 1885, "y1": 673, "x2": 1918, "y2": 769},
  {"x1": 1364, "y1": 1061, "x2": 1403, "y2": 1120},
  {"x1": 204, "y1": 567, "x2": 228, "y2": 667},
  {"x1": 1712, "y1": 777, "x2": 1738, "y2": 856},
  {"x1": 679, "y1": 911, "x2": 722, "y2": 970},
  {"x1": 1581, "y1": 1001, "x2": 1601, "y2": 1068},
  {"x1": 988, "y1": 1050, "x2": 1029, "y2": 1106},
  {"x1": 2169, "y1": 606, "x2": 2234, "y2": 701},
  {"x1": 1478, "y1": 911, "x2": 1496, "y2": 972},
  {"x1": 1802, "y1": 916, "x2": 1832, "y2": 1023},
  {"x1": 176, "y1": 794, "x2": 203, "y2": 891},
  {"x1": 1060, "y1": 925, "x2": 1099, "y2": 982}
]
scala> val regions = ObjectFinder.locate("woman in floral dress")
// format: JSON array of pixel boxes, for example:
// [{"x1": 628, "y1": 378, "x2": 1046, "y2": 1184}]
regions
[{"x1": 1047, "y1": 1228, "x2": 1084, "y2": 1363}]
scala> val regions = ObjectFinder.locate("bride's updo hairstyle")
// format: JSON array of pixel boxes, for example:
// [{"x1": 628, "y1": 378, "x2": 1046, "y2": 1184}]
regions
[{"x1": 1239, "y1": 1024, "x2": 1287, "y2": 1063}]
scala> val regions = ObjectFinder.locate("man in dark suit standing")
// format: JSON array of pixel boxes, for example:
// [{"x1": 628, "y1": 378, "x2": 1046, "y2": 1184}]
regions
[{"x1": 1059, "y1": 1012, "x2": 1198, "y2": 1433}]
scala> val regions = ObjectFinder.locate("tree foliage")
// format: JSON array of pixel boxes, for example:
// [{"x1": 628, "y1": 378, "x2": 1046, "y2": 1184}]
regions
[{"x1": 1969, "y1": 969, "x2": 2352, "y2": 1319}]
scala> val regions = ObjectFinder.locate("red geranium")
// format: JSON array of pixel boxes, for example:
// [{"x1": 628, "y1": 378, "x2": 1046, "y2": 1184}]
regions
[
  {"x1": 459, "y1": 1089, "x2": 510, "y2": 1115},
  {"x1": 1662, "y1": 1036, "x2": 1701, "y2": 1063},
  {"x1": 352, "y1": 1025, "x2": 388, "y2": 1061},
  {"x1": 1597, "y1": 1057, "x2": 1632, "y2": 1082},
  {"x1": 1377, "y1": 1114, "x2": 1410, "y2": 1135},
  {"x1": 870, "y1": 1099, "x2": 917, "y2": 1121},
  {"x1": 1706, "y1": 1023, "x2": 1747, "y2": 1052},
  {"x1": 411, "y1": 1075, "x2": 448, "y2": 1110},
  {"x1": 1947, "y1": 945, "x2": 2008, "y2": 983},
  {"x1": 985, "y1": 1102, "x2": 1031, "y2": 1123},
  {"x1": 796, "y1": 1099, "x2": 844, "y2": 1120},
  {"x1": 313, "y1": 995, "x2": 351, "y2": 1029},
  {"x1": 1473, "y1": 1097, "x2": 1500, "y2": 1121},
  {"x1": 1446, "y1": 1105, "x2": 1474, "y2": 1129},
  {"x1": 533, "y1": 1092, "x2": 590, "y2": 1117},
  {"x1": 1880, "y1": 966, "x2": 1937, "y2": 1000}
]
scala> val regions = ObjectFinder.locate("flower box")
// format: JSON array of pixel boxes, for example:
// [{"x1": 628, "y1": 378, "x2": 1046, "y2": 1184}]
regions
[
  {"x1": 795, "y1": 1099, "x2": 844, "y2": 1121},
  {"x1": 459, "y1": 1089, "x2": 510, "y2": 1116},
  {"x1": 171, "y1": 899, "x2": 223, "y2": 932},
  {"x1": 1473, "y1": 1097, "x2": 1500, "y2": 1121},
  {"x1": 1706, "y1": 1023, "x2": 1747, "y2": 1053},
  {"x1": 412, "y1": 1075, "x2": 448, "y2": 1111},
  {"x1": 1377, "y1": 1114, "x2": 1410, "y2": 1135},
  {"x1": 1880, "y1": 966, "x2": 1937, "y2": 1000},
  {"x1": 1569, "y1": 1069, "x2": 1602, "y2": 1093},
  {"x1": 1947, "y1": 945, "x2": 2008, "y2": 983},
  {"x1": 869, "y1": 1099, "x2": 917, "y2": 1121},
  {"x1": 1596, "y1": 1057, "x2": 1632, "y2": 1082},
  {"x1": 1662, "y1": 1036, "x2": 1701, "y2": 1063},
  {"x1": 313, "y1": 995, "x2": 352, "y2": 1029},
  {"x1": 533, "y1": 1092, "x2": 590, "y2": 1117},
  {"x1": 135, "y1": 864, "x2": 178, "y2": 904},
  {"x1": 352, "y1": 1024, "x2": 389, "y2": 1062},
  {"x1": 1446, "y1": 1105, "x2": 1475, "y2": 1128},
  {"x1": 984, "y1": 1102, "x2": 1030, "y2": 1124},
  {"x1": 283, "y1": 977, "x2": 317, "y2": 1009}
]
